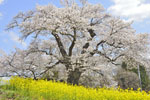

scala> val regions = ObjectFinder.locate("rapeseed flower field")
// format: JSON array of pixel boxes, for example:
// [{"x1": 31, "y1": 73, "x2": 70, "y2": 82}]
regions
[{"x1": 2, "y1": 77, "x2": 150, "y2": 100}]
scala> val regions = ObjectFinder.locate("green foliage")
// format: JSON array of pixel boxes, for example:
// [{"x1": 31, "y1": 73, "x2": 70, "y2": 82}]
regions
[
  {"x1": 129, "y1": 68, "x2": 137, "y2": 74},
  {"x1": 122, "y1": 62, "x2": 150, "y2": 91},
  {"x1": 0, "y1": 88, "x2": 35, "y2": 100},
  {"x1": 116, "y1": 70, "x2": 140, "y2": 90},
  {"x1": 129, "y1": 66, "x2": 150, "y2": 91},
  {"x1": 139, "y1": 66, "x2": 150, "y2": 91}
]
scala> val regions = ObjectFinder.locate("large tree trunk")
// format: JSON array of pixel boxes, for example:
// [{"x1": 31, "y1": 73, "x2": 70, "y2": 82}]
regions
[{"x1": 67, "y1": 68, "x2": 82, "y2": 85}]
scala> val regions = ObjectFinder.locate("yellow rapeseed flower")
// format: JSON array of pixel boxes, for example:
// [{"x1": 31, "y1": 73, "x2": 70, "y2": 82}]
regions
[{"x1": 6, "y1": 77, "x2": 150, "y2": 100}]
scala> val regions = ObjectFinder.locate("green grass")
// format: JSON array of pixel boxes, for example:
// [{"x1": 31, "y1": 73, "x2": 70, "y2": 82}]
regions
[{"x1": 0, "y1": 86, "x2": 32, "y2": 100}]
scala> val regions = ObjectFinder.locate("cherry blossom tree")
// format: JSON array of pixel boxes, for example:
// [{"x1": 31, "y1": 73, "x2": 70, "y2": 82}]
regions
[{"x1": 4, "y1": 0, "x2": 150, "y2": 85}]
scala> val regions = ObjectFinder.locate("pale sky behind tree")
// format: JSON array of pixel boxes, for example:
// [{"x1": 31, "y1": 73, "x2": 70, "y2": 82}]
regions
[{"x1": 0, "y1": 0, "x2": 150, "y2": 53}]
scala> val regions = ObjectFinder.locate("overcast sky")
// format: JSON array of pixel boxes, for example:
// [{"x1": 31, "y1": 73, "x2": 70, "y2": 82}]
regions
[{"x1": 0, "y1": 0, "x2": 150, "y2": 53}]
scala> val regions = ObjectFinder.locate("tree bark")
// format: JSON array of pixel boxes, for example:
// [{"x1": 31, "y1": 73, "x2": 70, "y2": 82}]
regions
[
  {"x1": 52, "y1": 32, "x2": 71, "y2": 70},
  {"x1": 67, "y1": 68, "x2": 82, "y2": 85}
]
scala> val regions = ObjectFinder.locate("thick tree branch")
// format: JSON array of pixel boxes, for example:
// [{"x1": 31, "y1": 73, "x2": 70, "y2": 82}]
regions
[
  {"x1": 69, "y1": 28, "x2": 76, "y2": 56},
  {"x1": 52, "y1": 32, "x2": 71, "y2": 70},
  {"x1": 52, "y1": 32, "x2": 68, "y2": 58}
]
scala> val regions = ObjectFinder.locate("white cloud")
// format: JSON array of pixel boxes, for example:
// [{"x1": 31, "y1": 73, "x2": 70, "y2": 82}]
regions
[
  {"x1": 0, "y1": 0, "x2": 3, "y2": 4},
  {"x1": 9, "y1": 31, "x2": 27, "y2": 48},
  {"x1": 0, "y1": 0, "x2": 4, "y2": 17},
  {"x1": 108, "y1": 0, "x2": 150, "y2": 21}
]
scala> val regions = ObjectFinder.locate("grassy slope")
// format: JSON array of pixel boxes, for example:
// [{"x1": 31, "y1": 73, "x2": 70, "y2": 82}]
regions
[
  {"x1": 0, "y1": 87, "x2": 32, "y2": 100},
  {"x1": 1, "y1": 77, "x2": 150, "y2": 100}
]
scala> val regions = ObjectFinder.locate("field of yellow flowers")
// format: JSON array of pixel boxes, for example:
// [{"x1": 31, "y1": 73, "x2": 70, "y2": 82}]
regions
[{"x1": 1, "y1": 77, "x2": 150, "y2": 100}]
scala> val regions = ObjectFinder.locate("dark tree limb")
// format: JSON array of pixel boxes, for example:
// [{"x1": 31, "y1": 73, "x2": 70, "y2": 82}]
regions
[
  {"x1": 52, "y1": 32, "x2": 68, "y2": 58},
  {"x1": 69, "y1": 28, "x2": 76, "y2": 56}
]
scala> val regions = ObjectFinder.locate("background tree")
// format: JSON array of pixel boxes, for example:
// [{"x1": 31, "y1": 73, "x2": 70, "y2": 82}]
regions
[{"x1": 3, "y1": 0, "x2": 150, "y2": 85}]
